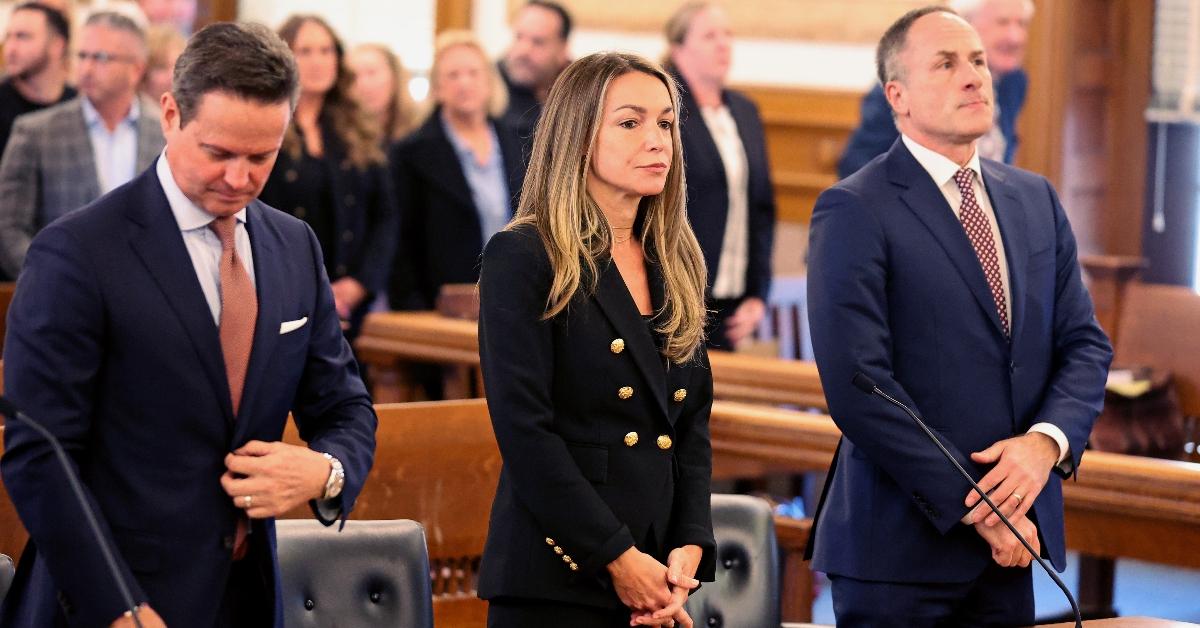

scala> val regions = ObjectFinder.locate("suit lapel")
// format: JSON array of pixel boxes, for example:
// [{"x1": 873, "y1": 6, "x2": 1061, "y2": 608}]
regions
[
  {"x1": 66, "y1": 102, "x2": 101, "y2": 200},
  {"x1": 593, "y1": 258, "x2": 669, "y2": 420},
  {"x1": 982, "y1": 161, "x2": 1028, "y2": 342},
  {"x1": 232, "y1": 202, "x2": 284, "y2": 442},
  {"x1": 415, "y1": 113, "x2": 475, "y2": 208},
  {"x1": 888, "y1": 141, "x2": 1008, "y2": 339},
  {"x1": 126, "y1": 166, "x2": 233, "y2": 427}
]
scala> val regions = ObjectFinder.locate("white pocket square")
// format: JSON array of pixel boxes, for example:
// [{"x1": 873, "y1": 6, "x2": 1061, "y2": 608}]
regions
[{"x1": 279, "y1": 317, "x2": 308, "y2": 334}]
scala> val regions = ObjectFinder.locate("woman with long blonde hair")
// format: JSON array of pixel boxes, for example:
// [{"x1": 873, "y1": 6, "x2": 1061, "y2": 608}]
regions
[
  {"x1": 348, "y1": 43, "x2": 418, "y2": 143},
  {"x1": 477, "y1": 52, "x2": 714, "y2": 627}
]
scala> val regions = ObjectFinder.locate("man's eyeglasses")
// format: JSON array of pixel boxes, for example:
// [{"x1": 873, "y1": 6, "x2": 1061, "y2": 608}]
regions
[{"x1": 76, "y1": 50, "x2": 135, "y2": 65}]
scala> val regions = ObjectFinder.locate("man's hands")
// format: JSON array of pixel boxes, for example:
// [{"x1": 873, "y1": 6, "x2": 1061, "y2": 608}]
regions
[
  {"x1": 723, "y1": 298, "x2": 766, "y2": 348},
  {"x1": 220, "y1": 441, "x2": 331, "y2": 519},
  {"x1": 109, "y1": 604, "x2": 166, "y2": 628},
  {"x1": 608, "y1": 546, "x2": 702, "y2": 627},
  {"x1": 974, "y1": 514, "x2": 1040, "y2": 568},
  {"x1": 965, "y1": 432, "x2": 1059, "y2": 527}
]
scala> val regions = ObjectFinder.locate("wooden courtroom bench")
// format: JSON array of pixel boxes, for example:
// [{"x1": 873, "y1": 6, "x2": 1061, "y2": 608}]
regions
[{"x1": 354, "y1": 310, "x2": 828, "y2": 410}]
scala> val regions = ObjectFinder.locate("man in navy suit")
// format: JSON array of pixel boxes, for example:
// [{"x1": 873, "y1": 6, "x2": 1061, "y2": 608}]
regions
[
  {"x1": 838, "y1": 0, "x2": 1034, "y2": 179},
  {"x1": 807, "y1": 6, "x2": 1111, "y2": 625},
  {"x1": 0, "y1": 22, "x2": 376, "y2": 628}
]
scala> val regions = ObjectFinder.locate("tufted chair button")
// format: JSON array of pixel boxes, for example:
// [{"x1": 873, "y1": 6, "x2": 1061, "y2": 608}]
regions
[
  {"x1": 723, "y1": 556, "x2": 740, "y2": 570},
  {"x1": 369, "y1": 591, "x2": 382, "y2": 604},
  {"x1": 304, "y1": 599, "x2": 315, "y2": 611},
  {"x1": 707, "y1": 613, "x2": 722, "y2": 627}
]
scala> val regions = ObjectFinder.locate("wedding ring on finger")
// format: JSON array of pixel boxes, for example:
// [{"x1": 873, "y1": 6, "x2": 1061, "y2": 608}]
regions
[
  {"x1": 244, "y1": 495, "x2": 253, "y2": 508},
  {"x1": 1012, "y1": 493, "x2": 1023, "y2": 506}
]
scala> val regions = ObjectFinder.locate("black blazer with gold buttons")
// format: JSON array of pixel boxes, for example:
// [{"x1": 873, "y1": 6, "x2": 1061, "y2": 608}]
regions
[{"x1": 476, "y1": 224, "x2": 717, "y2": 608}]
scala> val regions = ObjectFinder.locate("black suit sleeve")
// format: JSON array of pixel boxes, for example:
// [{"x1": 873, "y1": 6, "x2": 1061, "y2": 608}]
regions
[
  {"x1": 350, "y1": 161, "x2": 398, "y2": 294},
  {"x1": 665, "y1": 350, "x2": 717, "y2": 581},
  {"x1": 387, "y1": 141, "x2": 431, "y2": 309},
  {"x1": 478, "y1": 229, "x2": 636, "y2": 577},
  {"x1": 738, "y1": 97, "x2": 776, "y2": 302}
]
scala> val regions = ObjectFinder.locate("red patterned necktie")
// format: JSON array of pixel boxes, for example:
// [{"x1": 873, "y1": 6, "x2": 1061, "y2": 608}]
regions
[
  {"x1": 953, "y1": 168, "x2": 1010, "y2": 337},
  {"x1": 210, "y1": 215, "x2": 257, "y2": 559}
]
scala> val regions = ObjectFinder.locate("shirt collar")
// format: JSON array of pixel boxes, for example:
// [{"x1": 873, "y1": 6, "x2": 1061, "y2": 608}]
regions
[
  {"x1": 81, "y1": 95, "x2": 141, "y2": 130},
  {"x1": 901, "y1": 134, "x2": 982, "y2": 189},
  {"x1": 155, "y1": 149, "x2": 247, "y2": 232},
  {"x1": 439, "y1": 111, "x2": 498, "y2": 162}
]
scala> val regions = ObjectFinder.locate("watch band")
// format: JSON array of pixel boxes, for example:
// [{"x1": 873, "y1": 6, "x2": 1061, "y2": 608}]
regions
[{"x1": 320, "y1": 452, "x2": 345, "y2": 500}]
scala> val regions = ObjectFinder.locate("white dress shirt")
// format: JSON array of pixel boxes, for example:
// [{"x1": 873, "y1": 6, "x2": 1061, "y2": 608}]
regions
[
  {"x1": 156, "y1": 150, "x2": 255, "y2": 325},
  {"x1": 702, "y1": 104, "x2": 751, "y2": 300},
  {"x1": 901, "y1": 135, "x2": 1069, "y2": 468},
  {"x1": 82, "y1": 96, "x2": 141, "y2": 195}
]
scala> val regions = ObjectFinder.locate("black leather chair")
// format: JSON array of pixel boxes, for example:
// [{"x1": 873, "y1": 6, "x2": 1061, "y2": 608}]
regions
[
  {"x1": 686, "y1": 494, "x2": 781, "y2": 628},
  {"x1": 276, "y1": 519, "x2": 433, "y2": 628},
  {"x1": 0, "y1": 553, "x2": 13, "y2": 604}
]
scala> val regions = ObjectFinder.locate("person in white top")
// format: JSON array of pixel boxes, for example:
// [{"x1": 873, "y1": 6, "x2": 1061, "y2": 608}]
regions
[{"x1": 665, "y1": 2, "x2": 776, "y2": 350}]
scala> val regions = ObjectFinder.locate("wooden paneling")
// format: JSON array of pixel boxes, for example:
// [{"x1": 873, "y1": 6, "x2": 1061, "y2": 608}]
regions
[
  {"x1": 1016, "y1": 0, "x2": 1152, "y2": 256},
  {"x1": 738, "y1": 85, "x2": 863, "y2": 223},
  {"x1": 436, "y1": 0, "x2": 473, "y2": 34}
]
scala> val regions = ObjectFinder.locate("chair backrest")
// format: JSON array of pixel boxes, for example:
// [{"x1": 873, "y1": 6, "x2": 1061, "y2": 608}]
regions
[
  {"x1": 0, "y1": 553, "x2": 13, "y2": 604},
  {"x1": 282, "y1": 399, "x2": 499, "y2": 627},
  {"x1": 685, "y1": 494, "x2": 780, "y2": 628},
  {"x1": 1114, "y1": 282, "x2": 1200, "y2": 418},
  {"x1": 275, "y1": 519, "x2": 433, "y2": 628}
]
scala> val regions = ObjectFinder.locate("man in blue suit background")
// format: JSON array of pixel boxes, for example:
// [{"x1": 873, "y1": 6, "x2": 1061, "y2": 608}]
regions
[
  {"x1": 807, "y1": 6, "x2": 1111, "y2": 625},
  {"x1": 1, "y1": 22, "x2": 377, "y2": 628},
  {"x1": 837, "y1": 0, "x2": 1034, "y2": 179}
]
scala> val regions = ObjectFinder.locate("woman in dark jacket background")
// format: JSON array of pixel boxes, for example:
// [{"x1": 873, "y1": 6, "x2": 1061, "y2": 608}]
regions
[
  {"x1": 388, "y1": 30, "x2": 525, "y2": 310},
  {"x1": 666, "y1": 2, "x2": 776, "y2": 350},
  {"x1": 260, "y1": 14, "x2": 396, "y2": 339}
]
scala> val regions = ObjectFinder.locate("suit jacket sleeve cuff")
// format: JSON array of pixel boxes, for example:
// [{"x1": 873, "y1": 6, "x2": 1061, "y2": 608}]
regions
[
  {"x1": 573, "y1": 524, "x2": 636, "y2": 581},
  {"x1": 309, "y1": 496, "x2": 345, "y2": 528}
]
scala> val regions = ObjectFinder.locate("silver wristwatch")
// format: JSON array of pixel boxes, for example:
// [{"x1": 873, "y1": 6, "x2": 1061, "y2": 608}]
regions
[{"x1": 320, "y1": 453, "x2": 345, "y2": 500}]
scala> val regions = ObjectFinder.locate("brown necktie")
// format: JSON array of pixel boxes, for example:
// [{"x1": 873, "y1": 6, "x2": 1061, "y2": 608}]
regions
[
  {"x1": 211, "y1": 215, "x2": 256, "y2": 560},
  {"x1": 210, "y1": 215, "x2": 257, "y2": 415},
  {"x1": 953, "y1": 168, "x2": 1010, "y2": 337}
]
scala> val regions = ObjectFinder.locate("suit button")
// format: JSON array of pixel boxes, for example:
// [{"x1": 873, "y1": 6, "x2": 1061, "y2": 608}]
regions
[
  {"x1": 657, "y1": 435, "x2": 672, "y2": 450},
  {"x1": 673, "y1": 388, "x2": 687, "y2": 403},
  {"x1": 618, "y1": 386, "x2": 633, "y2": 400},
  {"x1": 304, "y1": 599, "x2": 315, "y2": 611},
  {"x1": 285, "y1": 169, "x2": 298, "y2": 183},
  {"x1": 569, "y1": 562, "x2": 579, "y2": 571},
  {"x1": 610, "y1": 338, "x2": 625, "y2": 354},
  {"x1": 554, "y1": 545, "x2": 564, "y2": 555},
  {"x1": 222, "y1": 534, "x2": 235, "y2": 549},
  {"x1": 344, "y1": 194, "x2": 356, "y2": 206},
  {"x1": 294, "y1": 206, "x2": 306, "y2": 219},
  {"x1": 342, "y1": 229, "x2": 354, "y2": 243},
  {"x1": 624, "y1": 431, "x2": 639, "y2": 447},
  {"x1": 545, "y1": 537, "x2": 556, "y2": 546},
  {"x1": 562, "y1": 555, "x2": 573, "y2": 564},
  {"x1": 1009, "y1": 361, "x2": 1016, "y2": 373}
]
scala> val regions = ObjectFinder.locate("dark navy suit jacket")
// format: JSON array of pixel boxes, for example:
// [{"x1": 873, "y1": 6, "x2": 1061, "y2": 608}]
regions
[
  {"x1": 806, "y1": 139, "x2": 1111, "y2": 583},
  {"x1": 676, "y1": 75, "x2": 775, "y2": 301},
  {"x1": 0, "y1": 164, "x2": 377, "y2": 627},
  {"x1": 837, "y1": 70, "x2": 1028, "y2": 179}
]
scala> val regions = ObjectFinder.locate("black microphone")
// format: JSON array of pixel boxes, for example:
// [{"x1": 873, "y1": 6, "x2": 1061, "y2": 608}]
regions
[
  {"x1": 850, "y1": 372, "x2": 1082, "y2": 628},
  {"x1": 0, "y1": 397, "x2": 145, "y2": 628}
]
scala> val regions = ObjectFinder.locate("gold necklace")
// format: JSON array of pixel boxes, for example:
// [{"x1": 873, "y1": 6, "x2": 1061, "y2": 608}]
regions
[{"x1": 613, "y1": 231, "x2": 634, "y2": 245}]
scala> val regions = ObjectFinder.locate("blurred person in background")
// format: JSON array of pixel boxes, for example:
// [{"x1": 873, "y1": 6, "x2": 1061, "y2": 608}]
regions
[
  {"x1": 140, "y1": 23, "x2": 184, "y2": 101},
  {"x1": 348, "y1": 42, "x2": 418, "y2": 144},
  {"x1": 498, "y1": 0, "x2": 571, "y2": 142},
  {"x1": 665, "y1": 1, "x2": 775, "y2": 350},
  {"x1": 259, "y1": 14, "x2": 396, "y2": 341},
  {"x1": 0, "y1": 2, "x2": 76, "y2": 156},
  {"x1": 389, "y1": 30, "x2": 523, "y2": 310},
  {"x1": 138, "y1": 0, "x2": 195, "y2": 35}
]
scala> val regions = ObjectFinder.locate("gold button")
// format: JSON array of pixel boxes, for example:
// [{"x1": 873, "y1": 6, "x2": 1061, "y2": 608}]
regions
[
  {"x1": 342, "y1": 229, "x2": 354, "y2": 243},
  {"x1": 285, "y1": 169, "x2": 298, "y2": 183},
  {"x1": 569, "y1": 562, "x2": 579, "y2": 571},
  {"x1": 657, "y1": 435, "x2": 672, "y2": 450},
  {"x1": 294, "y1": 206, "x2": 307, "y2": 219},
  {"x1": 610, "y1": 338, "x2": 625, "y2": 354},
  {"x1": 562, "y1": 555, "x2": 572, "y2": 563},
  {"x1": 554, "y1": 546, "x2": 563, "y2": 555},
  {"x1": 545, "y1": 537, "x2": 555, "y2": 546},
  {"x1": 618, "y1": 386, "x2": 633, "y2": 400},
  {"x1": 624, "y1": 432, "x2": 638, "y2": 447},
  {"x1": 673, "y1": 389, "x2": 687, "y2": 403}
]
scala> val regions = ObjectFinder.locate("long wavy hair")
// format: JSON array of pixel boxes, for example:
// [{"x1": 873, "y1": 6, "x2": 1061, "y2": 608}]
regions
[
  {"x1": 277, "y1": 14, "x2": 384, "y2": 169},
  {"x1": 508, "y1": 52, "x2": 708, "y2": 364},
  {"x1": 352, "y1": 43, "x2": 419, "y2": 141}
]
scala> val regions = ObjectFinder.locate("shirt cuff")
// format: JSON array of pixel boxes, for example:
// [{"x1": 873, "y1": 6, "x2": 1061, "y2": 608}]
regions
[{"x1": 1028, "y1": 422, "x2": 1070, "y2": 465}]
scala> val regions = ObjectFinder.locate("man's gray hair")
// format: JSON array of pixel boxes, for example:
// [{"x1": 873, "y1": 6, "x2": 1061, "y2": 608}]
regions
[
  {"x1": 171, "y1": 21, "x2": 299, "y2": 127},
  {"x1": 875, "y1": 5, "x2": 958, "y2": 86},
  {"x1": 83, "y1": 11, "x2": 147, "y2": 59}
]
